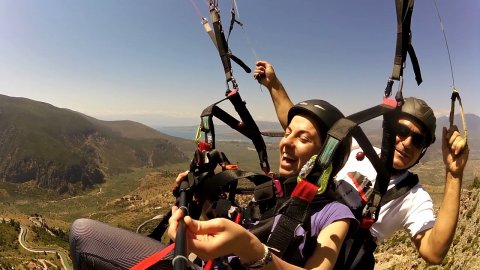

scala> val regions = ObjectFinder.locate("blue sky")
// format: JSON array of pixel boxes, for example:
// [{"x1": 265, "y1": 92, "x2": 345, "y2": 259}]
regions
[{"x1": 0, "y1": 0, "x2": 478, "y2": 127}]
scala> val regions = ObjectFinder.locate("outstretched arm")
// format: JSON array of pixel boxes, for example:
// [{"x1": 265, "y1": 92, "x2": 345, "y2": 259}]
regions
[
  {"x1": 168, "y1": 207, "x2": 349, "y2": 270},
  {"x1": 414, "y1": 126, "x2": 469, "y2": 264},
  {"x1": 254, "y1": 60, "x2": 293, "y2": 130}
]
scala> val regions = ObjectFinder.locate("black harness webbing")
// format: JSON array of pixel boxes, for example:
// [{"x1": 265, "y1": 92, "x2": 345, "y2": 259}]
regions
[
  {"x1": 380, "y1": 172, "x2": 419, "y2": 206},
  {"x1": 260, "y1": 100, "x2": 399, "y2": 265},
  {"x1": 333, "y1": 2, "x2": 425, "y2": 268},
  {"x1": 336, "y1": 172, "x2": 420, "y2": 270},
  {"x1": 368, "y1": 106, "x2": 401, "y2": 225},
  {"x1": 324, "y1": 101, "x2": 401, "y2": 227},
  {"x1": 391, "y1": 0, "x2": 422, "y2": 85},
  {"x1": 247, "y1": 177, "x2": 297, "y2": 242},
  {"x1": 199, "y1": 169, "x2": 272, "y2": 200},
  {"x1": 210, "y1": 5, "x2": 233, "y2": 83},
  {"x1": 197, "y1": 2, "x2": 270, "y2": 174},
  {"x1": 265, "y1": 180, "x2": 333, "y2": 266},
  {"x1": 198, "y1": 94, "x2": 270, "y2": 174},
  {"x1": 314, "y1": 103, "x2": 394, "y2": 191}
]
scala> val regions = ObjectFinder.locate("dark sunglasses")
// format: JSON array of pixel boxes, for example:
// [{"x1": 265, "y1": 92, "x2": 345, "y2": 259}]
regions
[{"x1": 397, "y1": 124, "x2": 427, "y2": 149}]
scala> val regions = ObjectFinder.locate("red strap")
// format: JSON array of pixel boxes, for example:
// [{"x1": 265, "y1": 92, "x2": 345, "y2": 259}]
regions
[
  {"x1": 234, "y1": 212, "x2": 242, "y2": 224},
  {"x1": 198, "y1": 141, "x2": 212, "y2": 151},
  {"x1": 360, "y1": 217, "x2": 375, "y2": 229},
  {"x1": 226, "y1": 89, "x2": 238, "y2": 97},
  {"x1": 291, "y1": 180, "x2": 318, "y2": 203},
  {"x1": 383, "y1": 97, "x2": 397, "y2": 108},
  {"x1": 273, "y1": 179, "x2": 284, "y2": 197},
  {"x1": 348, "y1": 172, "x2": 368, "y2": 204},
  {"x1": 130, "y1": 243, "x2": 175, "y2": 270},
  {"x1": 204, "y1": 259, "x2": 214, "y2": 270}
]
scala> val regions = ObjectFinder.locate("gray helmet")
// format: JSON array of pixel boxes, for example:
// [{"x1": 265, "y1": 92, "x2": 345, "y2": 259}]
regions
[
  {"x1": 288, "y1": 99, "x2": 351, "y2": 176},
  {"x1": 401, "y1": 97, "x2": 436, "y2": 146}
]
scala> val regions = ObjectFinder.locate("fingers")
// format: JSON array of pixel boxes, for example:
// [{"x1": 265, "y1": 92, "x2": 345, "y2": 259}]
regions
[
  {"x1": 254, "y1": 61, "x2": 267, "y2": 81},
  {"x1": 442, "y1": 126, "x2": 448, "y2": 150},
  {"x1": 187, "y1": 239, "x2": 216, "y2": 260},
  {"x1": 452, "y1": 135, "x2": 467, "y2": 156},
  {"x1": 167, "y1": 206, "x2": 184, "y2": 240},
  {"x1": 254, "y1": 60, "x2": 276, "y2": 83},
  {"x1": 175, "y1": 171, "x2": 189, "y2": 186},
  {"x1": 445, "y1": 126, "x2": 467, "y2": 156},
  {"x1": 186, "y1": 218, "x2": 225, "y2": 235},
  {"x1": 255, "y1": 60, "x2": 268, "y2": 70}
]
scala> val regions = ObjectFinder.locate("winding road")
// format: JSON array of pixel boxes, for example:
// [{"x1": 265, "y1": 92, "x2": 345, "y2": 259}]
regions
[{"x1": 18, "y1": 225, "x2": 73, "y2": 270}]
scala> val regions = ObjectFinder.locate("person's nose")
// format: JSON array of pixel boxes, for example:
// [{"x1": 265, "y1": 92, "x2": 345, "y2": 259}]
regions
[
  {"x1": 397, "y1": 134, "x2": 413, "y2": 148},
  {"x1": 280, "y1": 134, "x2": 295, "y2": 149}
]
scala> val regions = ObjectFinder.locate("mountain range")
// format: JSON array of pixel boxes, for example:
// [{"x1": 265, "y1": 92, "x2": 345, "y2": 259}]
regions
[
  {"x1": 1, "y1": 94, "x2": 478, "y2": 194},
  {"x1": 159, "y1": 113, "x2": 480, "y2": 161},
  {"x1": 0, "y1": 94, "x2": 192, "y2": 194},
  {"x1": 0, "y1": 94, "x2": 477, "y2": 268}
]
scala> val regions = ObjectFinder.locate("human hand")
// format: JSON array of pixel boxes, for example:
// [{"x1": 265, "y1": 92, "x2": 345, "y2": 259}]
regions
[
  {"x1": 174, "y1": 170, "x2": 189, "y2": 187},
  {"x1": 167, "y1": 206, "x2": 182, "y2": 240},
  {"x1": 442, "y1": 125, "x2": 469, "y2": 177},
  {"x1": 254, "y1": 60, "x2": 280, "y2": 89},
  {"x1": 167, "y1": 207, "x2": 264, "y2": 262}
]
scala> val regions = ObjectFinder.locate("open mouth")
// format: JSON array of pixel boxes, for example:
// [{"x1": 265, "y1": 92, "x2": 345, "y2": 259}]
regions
[
  {"x1": 282, "y1": 152, "x2": 297, "y2": 162},
  {"x1": 280, "y1": 153, "x2": 298, "y2": 171}
]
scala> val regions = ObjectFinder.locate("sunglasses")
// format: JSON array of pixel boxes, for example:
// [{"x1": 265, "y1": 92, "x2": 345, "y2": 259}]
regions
[{"x1": 397, "y1": 124, "x2": 427, "y2": 149}]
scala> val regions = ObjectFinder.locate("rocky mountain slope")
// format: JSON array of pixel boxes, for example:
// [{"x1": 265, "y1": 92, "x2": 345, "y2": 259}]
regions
[
  {"x1": 0, "y1": 94, "x2": 190, "y2": 194},
  {"x1": 375, "y1": 185, "x2": 480, "y2": 269}
]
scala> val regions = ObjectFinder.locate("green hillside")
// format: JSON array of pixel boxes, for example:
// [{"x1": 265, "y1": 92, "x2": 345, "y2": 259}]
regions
[{"x1": 0, "y1": 94, "x2": 190, "y2": 194}]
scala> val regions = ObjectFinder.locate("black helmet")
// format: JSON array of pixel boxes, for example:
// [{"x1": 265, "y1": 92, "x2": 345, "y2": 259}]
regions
[
  {"x1": 287, "y1": 99, "x2": 351, "y2": 176},
  {"x1": 401, "y1": 97, "x2": 436, "y2": 146}
]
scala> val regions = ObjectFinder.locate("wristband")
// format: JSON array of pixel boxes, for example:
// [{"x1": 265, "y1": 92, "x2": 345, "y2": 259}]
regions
[{"x1": 241, "y1": 244, "x2": 273, "y2": 269}]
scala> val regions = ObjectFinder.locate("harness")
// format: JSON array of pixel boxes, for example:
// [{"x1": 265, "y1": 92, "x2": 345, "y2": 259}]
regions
[
  {"x1": 331, "y1": 1, "x2": 427, "y2": 268},
  {"x1": 385, "y1": 0, "x2": 422, "y2": 98},
  {"x1": 334, "y1": 172, "x2": 420, "y2": 270},
  {"x1": 137, "y1": 0, "x2": 430, "y2": 269},
  {"x1": 258, "y1": 0, "x2": 428, "y2": 267},
  {"x1": 256, "y1": 100, "x2": 399, "y2": 267},
  {"x1": 133, "y1": 2, "x2": 277, "y2": 270}
]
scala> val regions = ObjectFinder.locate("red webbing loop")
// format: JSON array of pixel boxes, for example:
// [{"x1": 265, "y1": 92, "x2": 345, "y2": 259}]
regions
[
  {"x1": 348, "y1": 172, "x2": 368, "y2": 205},
  {"x1": 360, "y1": 218, "x2": 375, "y2": 229},
  {"x1": 291, "y1": 180, "x2": 318, "y2": 203},
  {"x1": 130, "y1": 243, "x2": 175, "y2": 270},
  {"x1": 204, "y1": 259, "x2": 214, "y2": 270}
]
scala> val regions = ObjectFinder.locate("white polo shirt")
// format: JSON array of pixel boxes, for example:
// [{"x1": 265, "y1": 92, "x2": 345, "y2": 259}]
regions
[{"x1": 335, "y1": 146, "x2": 436, "y2": 242}]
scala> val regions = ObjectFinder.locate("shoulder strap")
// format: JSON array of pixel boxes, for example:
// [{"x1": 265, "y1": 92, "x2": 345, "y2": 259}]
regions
[
  {"x1": 200, "y1": 169, "x2": 272, "y2": 196},
  {"x1": 205, "y1": 2, "x2": 270, "y2": 174},
  {"x1": 265, "y1": 181, "x2": 333, "y2": 265},
  {"x1": 333, "y1": 173, "x2": 419, "y2": 270},
  {"x1": 246, "y1": 177, "x2": 297, "y2": 243},
  {"x1": 380, "y1": 172, "x2": 419, "y2": 206},
  {"x1": 390, "y1": 0, "x2": 422, "y2": 85}
]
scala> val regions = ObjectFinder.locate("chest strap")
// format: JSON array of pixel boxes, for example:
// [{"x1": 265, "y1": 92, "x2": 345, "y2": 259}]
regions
[{"x1": 380, "y1": 172, "x2": 419, "y2": 206}]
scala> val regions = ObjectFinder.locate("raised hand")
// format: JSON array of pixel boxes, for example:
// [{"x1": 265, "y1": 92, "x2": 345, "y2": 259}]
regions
[
  {"x1": 254, "y1": 60, "x2": 279, "y2": 89},
  {"x1": 442, "y1": 125, "x2": 469, "y2": 177}
]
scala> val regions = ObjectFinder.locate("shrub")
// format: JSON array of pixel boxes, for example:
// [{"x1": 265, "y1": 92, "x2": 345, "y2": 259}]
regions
[
  {"x1": 470, "y1": 177, "x2": 480, "y2": 189},
  {"x1": 466, "y1": 207, "x2": 475, "y2": 219}
]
